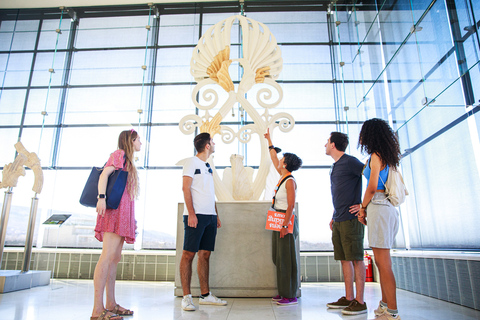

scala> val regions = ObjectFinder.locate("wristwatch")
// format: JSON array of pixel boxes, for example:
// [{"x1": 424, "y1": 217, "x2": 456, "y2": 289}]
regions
[
  {"x1": 97, "y1": 194, "x2": 106, "y2": 199},
  {"x1": 282, "y1": 225, "x2": 288, "y2": 229}
]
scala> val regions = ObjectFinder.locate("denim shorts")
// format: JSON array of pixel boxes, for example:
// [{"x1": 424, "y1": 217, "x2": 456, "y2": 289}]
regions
[
  {"x1": 366, "y1": 192, "x2": 399, "y2": 249},
  {"x1": 183, "y1": 214, "x2": 217, "y2": 252}
]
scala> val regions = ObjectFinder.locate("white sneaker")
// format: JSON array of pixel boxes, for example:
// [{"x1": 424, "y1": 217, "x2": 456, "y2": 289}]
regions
[
  {"x1": 182, "y1": 294, "x2": 196, "y2": 311},
  {"x1": 373, "y1": 312, "x2": 401, "y2": 320},
  {"x1": 199, "y1": 292, "x2": 227, "y2": 306},
  {"x1": 374, "y1": 301, "x2": 387, "y2": 316}
]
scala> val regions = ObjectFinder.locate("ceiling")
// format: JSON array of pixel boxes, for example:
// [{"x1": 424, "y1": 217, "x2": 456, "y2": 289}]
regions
[{"x1": 0, "y1": 0, "x2": 228, "y2": 9}]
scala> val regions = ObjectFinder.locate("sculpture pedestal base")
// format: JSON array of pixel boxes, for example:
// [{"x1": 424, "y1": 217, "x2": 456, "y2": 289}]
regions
[
  {"x1": 174, "y1": 201, "x2": 300, "y2": 297},
  {"x1": 0, "y1": 270, "x2": 51, "y2": 293}
]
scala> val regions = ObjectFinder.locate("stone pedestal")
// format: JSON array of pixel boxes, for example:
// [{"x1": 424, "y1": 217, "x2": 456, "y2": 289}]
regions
[
  {"x1": 0, "y1": 270, "x2": 51, "y2": 293},
  {"x1": 174, "y1": 201, "x2": 300, "y2": 297}
]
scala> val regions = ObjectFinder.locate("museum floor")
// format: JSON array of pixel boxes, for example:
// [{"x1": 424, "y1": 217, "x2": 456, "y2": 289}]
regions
[{"x1": 0, "y1": 280, "x2": 479, "y2": 320}]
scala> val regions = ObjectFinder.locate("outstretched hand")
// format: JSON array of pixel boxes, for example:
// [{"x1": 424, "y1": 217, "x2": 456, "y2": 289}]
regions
[{"x1": 264, "y1": 128, "x2": 272, "y2": 144}]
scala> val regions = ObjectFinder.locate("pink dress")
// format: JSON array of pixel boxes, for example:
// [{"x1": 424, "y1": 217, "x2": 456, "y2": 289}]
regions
[{"x1": 94, "y1": 149, "x2": 136, "y2": 244}]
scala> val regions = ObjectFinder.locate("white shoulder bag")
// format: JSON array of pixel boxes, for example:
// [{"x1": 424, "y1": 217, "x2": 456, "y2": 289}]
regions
[{"x1": 379, "y1": 166, "x2": 409, "y2": 207}]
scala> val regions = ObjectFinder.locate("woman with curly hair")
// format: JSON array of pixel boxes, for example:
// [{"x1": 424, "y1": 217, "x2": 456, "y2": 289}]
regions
[
  {"x1": 264, "y1": 128, "x2": 302, "y2": 306},
  {"x1": 356, "y1": 118, "x2": 402, "y2": 320}
]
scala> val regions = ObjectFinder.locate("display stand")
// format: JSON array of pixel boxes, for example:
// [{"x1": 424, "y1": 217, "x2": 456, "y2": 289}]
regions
[
  {"x1": 42, "y1": 214, "x2": 71, "y2": 290},
  {"x1": 0, "y1": 193, "x2": 52, "y2": 293},
  {"x1": 174, "y1": 202, "x2": 301, "y2": 297}
]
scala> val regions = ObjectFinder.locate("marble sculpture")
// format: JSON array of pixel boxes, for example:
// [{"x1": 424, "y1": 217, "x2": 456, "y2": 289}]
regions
[{"x1": 179, "y1": 15, "x2": 295, "y2": 201}]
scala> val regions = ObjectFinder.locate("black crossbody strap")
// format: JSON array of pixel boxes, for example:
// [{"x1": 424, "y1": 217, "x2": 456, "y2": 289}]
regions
[{"x1": 272, "y1": 175, "x2": 295, "y2": 209}]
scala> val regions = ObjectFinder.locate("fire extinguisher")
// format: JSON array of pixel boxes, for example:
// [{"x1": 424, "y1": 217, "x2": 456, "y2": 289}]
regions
[{"x1": 364, "y1": 251, "x2": 373, "y2": 282}]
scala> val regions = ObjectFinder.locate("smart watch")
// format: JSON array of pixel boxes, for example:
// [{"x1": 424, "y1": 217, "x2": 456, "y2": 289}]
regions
[{"x1": 97, "y1": 194, "x2": 106, "y2": 199}]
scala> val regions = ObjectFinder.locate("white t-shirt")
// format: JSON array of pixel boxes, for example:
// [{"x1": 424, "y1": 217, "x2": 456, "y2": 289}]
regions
[{"x1": 182, "y1": 156, "x2": 216, "y2": 215}]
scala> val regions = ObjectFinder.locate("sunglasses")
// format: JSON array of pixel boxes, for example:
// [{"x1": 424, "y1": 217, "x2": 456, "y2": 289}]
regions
[{"x1": 206, "y1": 162, "x2": 213, "y2": 174}]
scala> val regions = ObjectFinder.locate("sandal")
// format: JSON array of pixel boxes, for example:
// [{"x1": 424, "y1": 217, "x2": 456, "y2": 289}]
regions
[
  {"x1": 109, "y1": 304, "x2": 134, "y2": 316},
  {"x1": 90, "y1": 310, "x2": 123, "y2": 320}
]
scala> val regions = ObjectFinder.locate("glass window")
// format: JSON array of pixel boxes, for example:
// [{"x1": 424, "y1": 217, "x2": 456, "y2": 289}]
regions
[
  {"x1": 141, "y1": 169, "x2": 182, "y2": 249},
  {"x1": 0, "y1": 128, "x2": 20, "y2": 166},
  {"x1": 76, "y1": 16, "x2": 150, "y2": 48},
  {"x1": 0, "y1": 20, "x2": 39, "y2": 51},
  {"x1": 63, "y1": 87, "x2": 146, "y2": 125},
  {"x1": 70, "y1": 49, "x2": 146, "y2": 85},
  {"x1": 0, "y1": 89, "x2": 26, "y2": 125},
  {"x1": 37, "y1": 18, "x2": 71, "y2": 50},
  {"x1": 1, "y1": 4, "x2": 479, "y2": 251},
  {"x1": 1, "y1": 53, "x2": 34, "y2": 87}
]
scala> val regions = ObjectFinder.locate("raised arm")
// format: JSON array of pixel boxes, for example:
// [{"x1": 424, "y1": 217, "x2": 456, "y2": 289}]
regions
[{"x1": 264, "y1": 128, "x2": 281, "y2": 174}]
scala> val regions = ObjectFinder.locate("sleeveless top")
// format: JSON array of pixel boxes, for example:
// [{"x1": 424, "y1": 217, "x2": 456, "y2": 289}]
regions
[
  {"x1": 363, "y1": 158, "x2": 389, "y2": 190},
  {"x1": 274, "y1": 176, "x2": 296, "y2": 210}
]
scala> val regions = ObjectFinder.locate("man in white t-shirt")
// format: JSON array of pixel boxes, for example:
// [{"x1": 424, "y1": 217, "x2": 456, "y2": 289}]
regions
[{"x1": 180, "y1": 132, "x2": 227, "y2": 311}]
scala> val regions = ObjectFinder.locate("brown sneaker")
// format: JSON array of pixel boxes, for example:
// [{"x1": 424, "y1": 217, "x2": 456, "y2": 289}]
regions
[
  {"x1": 341, "y1": 299, "x2": 367, "y2": 315},
  {"x1": 326, "y1": 296, "x2": 352, "y2": 309}
]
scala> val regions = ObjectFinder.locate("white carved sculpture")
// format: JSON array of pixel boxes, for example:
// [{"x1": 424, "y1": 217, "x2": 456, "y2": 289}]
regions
[
  {"x1": 0, "y1": 142, "x2": 44, "y2": 194},
  {"x1": 222, "y1": 154, "x2": 254, "y2": 201},
  {"x1": 179, "y1": 15, "x2": 294, "y2": 201},
  {"x1": 0, "y1": 154, "x2": 27, "y2": 189}
]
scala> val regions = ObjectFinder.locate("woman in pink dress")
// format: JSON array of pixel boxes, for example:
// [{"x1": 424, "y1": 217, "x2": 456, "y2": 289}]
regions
[{"x1": 91, "y1": 129, "x2": 141, "y2": 320}]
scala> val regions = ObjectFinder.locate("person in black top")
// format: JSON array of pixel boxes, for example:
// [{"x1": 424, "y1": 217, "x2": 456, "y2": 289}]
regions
[{"x1": 325, "y1": 132, "x2": 367, "y2": 315}]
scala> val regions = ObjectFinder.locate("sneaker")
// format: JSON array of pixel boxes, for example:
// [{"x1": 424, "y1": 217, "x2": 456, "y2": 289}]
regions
[
  {"x1": 374, "y1": 301, "x2": 388, "y2": 316},
  {"x1": 341, "y1": 299, "x2": 367, "y2": 315},
  {"x1": 272, "y1": 295, "x2": 282, "y2": 301},
  {"x1": 276, "y1": 297, "x2": 298, "y2": 305},
  {"x1": 372, "y1": 312, "x2": 401, "y2": 320},
  {"x1": 326, "y1": 296, "x2": 352, "y2": 309},
  {"x1": 199, "y1": 292, "x2": 227, "y2": 306},
  {"x1": 181, "y1": 294, "x2": 196, "y2": 311}
]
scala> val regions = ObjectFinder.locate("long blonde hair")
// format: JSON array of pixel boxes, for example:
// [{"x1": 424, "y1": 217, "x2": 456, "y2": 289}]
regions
[{"x1": 118, "y1": 129, "x2": 139, "y2": 200}]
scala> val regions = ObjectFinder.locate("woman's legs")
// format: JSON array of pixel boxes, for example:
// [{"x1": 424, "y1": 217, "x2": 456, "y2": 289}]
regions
[
  {"x1": 105, "y1": 235, "x2": 125, "y2": 311},
  {"x1": 92, "y1": 232, "x2": 124, "y2": 317},
  {"x1": 372, "y1": 247, "x2": 397, "y2": 310},
  {"x1": 273, "y1": 232, "x2": 298, "y2": 299}
]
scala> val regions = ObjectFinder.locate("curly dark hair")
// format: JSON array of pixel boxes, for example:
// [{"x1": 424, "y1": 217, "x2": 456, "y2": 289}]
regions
[
  {"x1": 283, "y1": 153, "x2": 303, "y2": 172},
  {"x1": 358, "y1": 118, "x2": 401, "y2": 168}
]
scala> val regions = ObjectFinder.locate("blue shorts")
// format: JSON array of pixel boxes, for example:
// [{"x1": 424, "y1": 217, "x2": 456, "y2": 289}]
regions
[{"x1": 183, "y1": 214, "x2": 218, "y2": 252}]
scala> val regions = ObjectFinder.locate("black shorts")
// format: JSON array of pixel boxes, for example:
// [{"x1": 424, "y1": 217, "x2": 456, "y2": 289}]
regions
[{"x1": 183, "y1": 214, "x2": 217, "y2": 252}]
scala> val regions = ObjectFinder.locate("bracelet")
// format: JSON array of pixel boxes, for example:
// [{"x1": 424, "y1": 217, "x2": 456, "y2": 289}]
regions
[{"x1": 269, "y1": 145, "x2": 275, "y2": 150}]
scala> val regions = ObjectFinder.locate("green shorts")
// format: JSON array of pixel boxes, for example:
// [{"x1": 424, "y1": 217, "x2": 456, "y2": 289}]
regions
[{"x1": 332, "y1": 218, "x2": 365, "y2": 261}]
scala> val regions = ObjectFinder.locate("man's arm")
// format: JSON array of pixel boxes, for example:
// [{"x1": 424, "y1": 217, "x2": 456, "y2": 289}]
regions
[
  {"x1": 215, "y1": 203, "x2": 221, "y2": 228},
  {"x1": 330, "y1": 211, "x2": 334, "y2": 231},
  {"x1": 182, "y1": 176, "x2": 198, "y2": 228}
]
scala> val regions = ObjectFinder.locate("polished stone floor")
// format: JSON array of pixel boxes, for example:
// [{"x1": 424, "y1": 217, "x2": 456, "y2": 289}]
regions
[{"x1": 0, "y1": 280, "x2": 479, "y2": 320}]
